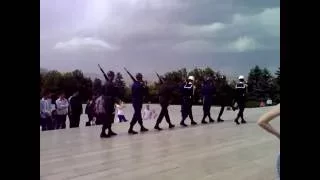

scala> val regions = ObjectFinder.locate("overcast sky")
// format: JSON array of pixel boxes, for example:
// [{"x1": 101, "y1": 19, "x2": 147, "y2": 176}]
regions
[{"x1": 40, "y1": 0, "x2": 279, "y2": 79}]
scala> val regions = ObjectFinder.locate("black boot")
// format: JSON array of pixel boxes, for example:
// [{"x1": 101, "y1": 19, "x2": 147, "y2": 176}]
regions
[
  {"x1": 169, "y1": 124, "x2": 175, "y2": 129},
  {"x1": 141, "y1": 126, "x2": 149, "y2": 132},
  {"x1": 209, "y1": 119, "x2": 215, "y2": 123},
  {"x1": 217, "y1": 118, "x2": 224, "y2": 123},
  {"x1": 241, "y1": 119, "x2": 247, "y2": 124},
  {"x1": 191, "y1": 121, "x2": 197, "y2": 125},
  {"x1": 128, "y1": 126, "x2": 138, "y2": 134},
  {"x1": 128, "y1": 129, "x2": 138, "y2": 135},
  {"x1": 201, "y1": 120, "x2": 208, "y2": 124},
  {"x1": 154, "y1": 125, "x2": 163, "y2": 131},
  {"x1": 100, "y1": 132, "x2": 111, "y2": 138},
  {"x1": 234, "y1": 118, "x2": 240, "y2": 125},
  {"x1": 180, "y1": 121, "x2": 188, "y2": 127},
  {"x1": 108, "y1": 129, "x2": 117, "y2": 136}
]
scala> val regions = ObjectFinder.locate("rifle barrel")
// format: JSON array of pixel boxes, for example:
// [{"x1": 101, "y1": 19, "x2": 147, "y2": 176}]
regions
[
  {"x1": 98, "y1": 64, "x2": 109, "y2": 81},
  {"x1": 124, "y1": 67, "x2": 136, "y2": 82}
]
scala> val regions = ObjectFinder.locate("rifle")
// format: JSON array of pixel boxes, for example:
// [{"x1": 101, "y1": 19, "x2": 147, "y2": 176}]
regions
[
  {"x1": 156, "y1": 72, "x2": 164, "y2": 84},
  {"x1": 98, "y1": 64, "x2": 109, "y2": 81},
  {"x1": 123, "y1": 67, "x2": 137, "y2": 82}
]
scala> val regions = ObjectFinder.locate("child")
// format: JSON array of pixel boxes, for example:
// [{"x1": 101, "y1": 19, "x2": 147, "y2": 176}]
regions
[
  {"x1": 142, "y1": 104, "x2": 157, "y2": 120},
  {"x1": 115, "y1": 101, "x2": 128, "y2": 123}
]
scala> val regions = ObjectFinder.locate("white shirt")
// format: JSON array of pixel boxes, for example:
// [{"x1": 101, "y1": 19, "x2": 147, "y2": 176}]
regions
[
  {"x1": 40, "y1": 98, "x2": 51, "y2": 118},
  {"x1": 116, "y1": 104, "x2": 125, "y2": 115},
  {"x1": 143, "y1": 109, "x2": 153, "y2": 120},
  {"x1": 56, "y1": 98, "x2": 69, "y2": 115}
]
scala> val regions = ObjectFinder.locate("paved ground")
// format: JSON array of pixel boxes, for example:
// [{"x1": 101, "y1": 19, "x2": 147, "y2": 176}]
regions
[{"x1": 40, "y1": 104, "x2": 280, "y2": 180}]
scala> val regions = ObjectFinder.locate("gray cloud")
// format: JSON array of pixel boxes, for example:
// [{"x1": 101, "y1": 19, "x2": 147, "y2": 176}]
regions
[{"x1": 40, "y1": 0, "x2": 280, "y2": 78}]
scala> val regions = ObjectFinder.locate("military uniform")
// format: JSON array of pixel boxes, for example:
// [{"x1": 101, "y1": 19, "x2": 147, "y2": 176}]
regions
[
  {"x1": 128, "y1": 79, "x2": 149, "y2": 134},
  {"x1": 154, "y1": 82, "x2": 175, "y2": 130},
  {"x1": 180, "y1": 78, "x2": 197, "y2": 126},
  {"x1": 234, "y1": 77, "x2": 247, "y2": 125},
  {"x1": 201, "y1": 80, "x2": 216, "y2": 123},
  {"x1": 100, "y1": 79, "x2": 119, "y2": 137},
  {"x1": 216, "y1": 82, "x2": 234, "y2": 122}
]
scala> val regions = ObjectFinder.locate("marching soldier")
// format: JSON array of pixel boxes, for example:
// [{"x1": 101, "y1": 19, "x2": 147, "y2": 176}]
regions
[
  {"x1": 124, "y1": 68, "x2": 149, "y2": 134},
  {"x1": 154, "y1": 74, "x2": 175, "y2": 130},
  {"x1": 234, "y1": 75, "x2": 248, "y2": 125},
  {"x1": 180, "y1": 76, "x2": 197, "y2": 127},
  {"x1": 100, "y1": 71, "x2": 119, "y2": 138},
  {"x1": 201, "y1": 77, "x2": 216, "y2": 124}
]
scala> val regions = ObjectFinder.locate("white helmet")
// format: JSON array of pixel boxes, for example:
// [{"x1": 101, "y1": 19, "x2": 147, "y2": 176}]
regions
[
  {"x1": 238, "y1": 75, "x2": 245, "y2": 80},
  {"x1": 188, "y1": 76, "x2": 195, "y2": 81}
]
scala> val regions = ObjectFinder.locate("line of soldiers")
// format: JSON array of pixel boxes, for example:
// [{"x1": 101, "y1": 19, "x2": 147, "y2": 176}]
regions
[{"x1": 97, "y1": 65, "x2": 248, "y2": 138}]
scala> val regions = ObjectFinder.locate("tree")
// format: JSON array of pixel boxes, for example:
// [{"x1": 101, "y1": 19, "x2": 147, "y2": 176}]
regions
[
  {"x1": 60, "y1": 72, "x2": 78, "y2": 97},
  {"x1": 92, "y1": 78, "x2": 102, "y2": 96},
  {"x1": 273, "y1": 67, "x2": 280, "y2": 103},
  {"x1": 40, "y1": 69, "x2": 93, "y2": 102},
  {"x1": 275, "y1": 67, "x2": 280, "y2": 85},
  {"x1": 247, "y1": 66, "x2": 275, "y2": 102},
  {"x1": 114, "y1": 72, "x2": 126, "y2": 99},
  {"x1": 42, "y1": 70, "x2": 63, "y2": 94}
]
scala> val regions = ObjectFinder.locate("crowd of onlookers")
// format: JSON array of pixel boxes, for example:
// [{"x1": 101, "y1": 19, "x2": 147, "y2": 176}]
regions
[
  {"x1": 40, "y1": 91, "x2": 85, "y2": 131},
  {"x1": 40, "y1": 91, "x2": 158, "y2": 131}
]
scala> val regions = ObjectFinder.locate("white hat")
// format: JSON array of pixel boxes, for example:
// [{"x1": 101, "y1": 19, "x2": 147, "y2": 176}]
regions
[
  {"x1": 188, "y1": 76, "x2": 195, "y2": 81},
  {"x1": 238, "y1": 75, "x2": 245, "y2": 80}
]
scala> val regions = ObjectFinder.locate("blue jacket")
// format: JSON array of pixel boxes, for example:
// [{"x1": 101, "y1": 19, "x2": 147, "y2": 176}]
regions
[
  {"x1": 132, "y1": 81, "x2": 148, "y2": 104},
  {"x1": 201, "y1": 82, "x2": 216, "y2": 103}
]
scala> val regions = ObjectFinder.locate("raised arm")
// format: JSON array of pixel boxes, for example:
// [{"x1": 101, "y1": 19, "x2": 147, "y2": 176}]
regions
[{"x1": 257, "y1": 104, "x2": 280, "y2": 139}]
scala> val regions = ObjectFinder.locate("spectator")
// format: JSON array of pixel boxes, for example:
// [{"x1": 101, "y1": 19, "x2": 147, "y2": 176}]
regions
[
  {"x1": 85, "y1": 97, "x2": 95, "y2": 126},
  {"x1": 142, "y1": 104, "x2": 156, "y2": 120},
  {"x1": 115, "y1": 100, "x2": 128, "y2": 123},
  {"x1": 55, "y1": 92, "x2": 69, "y2": 129},
  {"x1": 95, "y1": 95, "x2": 105, "y2": 125},
  {"x1": 40, "y1": 92, "x2": 53, "y2": 131},
  {"x1": 69, "y1": 91, "x2": 83, "y2": 128}
]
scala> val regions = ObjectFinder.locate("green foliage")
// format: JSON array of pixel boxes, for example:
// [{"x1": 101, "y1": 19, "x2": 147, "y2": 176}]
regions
[
  {"x1": 92, "y1": 78, "x2": 102, "y2": 96},
  {"x1": 148, "y1": 82, "x2": 160, "y2": 103},
  {"x1": 40, "y1": 65, "x2": 280, "y2": 107},
  {"x1": 114, "y1": 72, "x2": 126, "y2": 99},
  {"x1": 40, "y1": 69, "x2": 92, "y2": 102},
  {"x1": 247, "y1": 66, "x2": 280, "y2": 104},
  {"x1": 247, "y1": 66, "x2": 272, "y2": 100}
]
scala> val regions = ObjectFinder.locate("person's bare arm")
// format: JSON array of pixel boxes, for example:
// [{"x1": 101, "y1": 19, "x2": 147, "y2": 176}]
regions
[{"x1": 257, "y1": 104, "x2": 280, "y2": 139}]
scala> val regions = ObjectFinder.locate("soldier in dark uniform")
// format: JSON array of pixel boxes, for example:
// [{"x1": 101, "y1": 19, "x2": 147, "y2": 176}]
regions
[
  {"x1": 100, "y1": 71, "x2": 119, "y2": 138},
  {"x1": 154, "y1": 77, "x2": 175, "y2": 131},
  {"x1": 216, "y1": 75, "x2": 234, "y2": 122},
  {"x1": 201, "y1": 77, "x2": 216, "y2": 124},
  {"x1": 128, "y1": 73, "x2": 149, "y2": 134},
  {"x1": 180, "y1": 76, "x2": 197, "y2": 127},
  {"x1": 234, "y1": 75, "x2": 248, "y2": 125}
]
